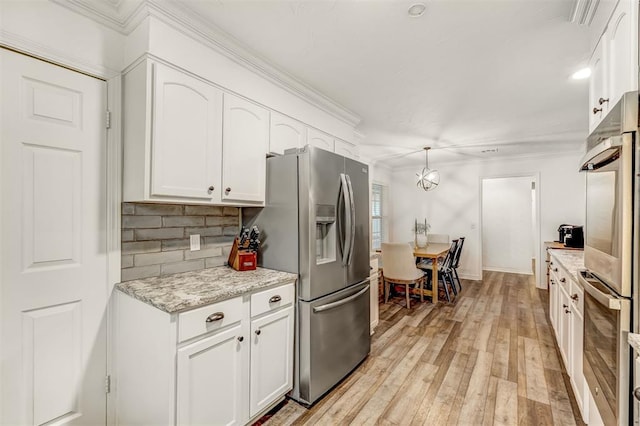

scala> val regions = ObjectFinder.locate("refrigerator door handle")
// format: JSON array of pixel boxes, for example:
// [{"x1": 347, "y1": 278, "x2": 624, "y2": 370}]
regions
[
  {"x1": 339, "y1": 173, "x2": 352, "y2": 265},
  {"x1": 312, "y1": 285, "x2": 369, "y2": 313},
  {"x1": 345, "y1": 174, "x2": 356, "y2": 266}
]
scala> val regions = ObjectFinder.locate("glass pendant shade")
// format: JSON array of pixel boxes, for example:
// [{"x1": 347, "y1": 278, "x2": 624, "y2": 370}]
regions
[{"x1": 416, "y1": 147, "x2": 440, "y2": 191}]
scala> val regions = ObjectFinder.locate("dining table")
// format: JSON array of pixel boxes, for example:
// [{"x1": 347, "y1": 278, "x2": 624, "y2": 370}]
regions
[{"x1": 412, "y1": 242, "x2": 452, "y2": 305}]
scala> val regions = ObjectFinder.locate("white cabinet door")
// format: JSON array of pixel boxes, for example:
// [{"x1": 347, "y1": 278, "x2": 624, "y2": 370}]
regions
[
  {"x1": 152, "y1": 63, "x2": 222, "y2": 201},
  {"x1": 588, "y1": 36, "x2": 607, "y2": 132},
  {"x1": 270, "y1": 112, "x2": 305, "y2": 155},
  {"x1": 549, "y1": 275, "x2": 557, "y2": 332},
  {"x1": 177, "y1": 323, "x2": 247, "y2": 426},
  {"x1": 571, "y1": 309, "x2": 587, "y2": 419},
  {"x1": 249, "y1": 306, "x2": 294, "y2": 417},
  {"x1": 306, "y1": 127, "x2": 334, "y2": 152},
  {"x1": 608, "y1": 0, "x2": 638, "y2": 105},
  {"x1": 222, "y1": 93, "x2": 269, "y2": 203},
  {"x1": 559, "y1": 286, "x2": 571, "y2": 369},
  {"x1": 335, "y1": 139, "x2": 359, "y2": 160}
]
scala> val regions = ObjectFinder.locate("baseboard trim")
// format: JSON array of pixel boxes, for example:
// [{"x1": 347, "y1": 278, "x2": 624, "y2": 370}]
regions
[{"x1": 483, "y1": 267, "x2": 533, "y2": 276}]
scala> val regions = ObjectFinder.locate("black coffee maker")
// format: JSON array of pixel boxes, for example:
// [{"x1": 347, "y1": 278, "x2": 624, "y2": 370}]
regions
[{"x1": 557, "y1": 224, "x2": 584, "y2": 248}]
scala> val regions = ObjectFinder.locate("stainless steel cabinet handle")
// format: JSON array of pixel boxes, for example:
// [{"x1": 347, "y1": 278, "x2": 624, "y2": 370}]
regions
[
  {"x1": 269, "y1": 295, "x2": 282, "y2": 303},
  {"x1": 237, "y1": 336, "x2": 244, "y2": 342},
  {"x1": 560, "y1": 277, "x2": 566, "y2": 283},
  {"x1": 634, "y1": 387, "x2": 640, "y2": 402},
  {"x1": 255, "y1": 329, "x2": 261, "y2": 335},
  {"x1": 598, "y1": 97, "x2": 609, "y2": 105},
  {"x1": 593, "y1": 107, "x2": 603, "y2": 114},
  {"x1": 205, "y1": 312, "x2": 224, "y2": 322},
  {"x1": 208, "y1": 186, "x2": 215, "y2": 194}
]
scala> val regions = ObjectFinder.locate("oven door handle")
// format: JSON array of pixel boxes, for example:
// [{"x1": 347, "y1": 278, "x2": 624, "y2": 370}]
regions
[{"x1": 578, "y1": 272, "x2": 622, "y2": 310}]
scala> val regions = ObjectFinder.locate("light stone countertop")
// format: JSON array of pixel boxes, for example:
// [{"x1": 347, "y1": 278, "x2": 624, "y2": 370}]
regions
[
  {"x1": 548, "y1": 249, "x2": 585, "y2": 281},
  {"x1": 116, "y1": 266, "x2": 297, "y2": 314},
  {"x1": 629, "y1": 333, "x2": 640, "y2": 353}
]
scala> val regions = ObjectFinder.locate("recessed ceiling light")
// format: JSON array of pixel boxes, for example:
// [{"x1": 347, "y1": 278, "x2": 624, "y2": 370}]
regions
[
  {"x1": 571, "y1": 67, "x2": 591, "y2": 80},
  {"x1": 408, "y1": 3, "x2": 427, "y2": 17}
]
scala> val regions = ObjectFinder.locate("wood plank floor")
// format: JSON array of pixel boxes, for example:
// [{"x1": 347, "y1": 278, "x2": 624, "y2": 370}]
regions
[{"x1": 261, "y1": 271, "x2": 586, "y2": 426}]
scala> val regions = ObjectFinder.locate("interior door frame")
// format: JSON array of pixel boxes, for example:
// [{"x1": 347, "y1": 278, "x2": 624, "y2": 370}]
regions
[
  {"x1": 478, "y1": 172, "x2": 542, "y2": 288},
  {"x1": 0, "y1": 41, "x2": 123, "y2": 425}
]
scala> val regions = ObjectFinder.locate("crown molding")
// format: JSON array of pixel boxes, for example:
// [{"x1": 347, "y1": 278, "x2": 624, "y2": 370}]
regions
[{"x1": 52, "y1": 0, "x2": 362, "y2": 127}]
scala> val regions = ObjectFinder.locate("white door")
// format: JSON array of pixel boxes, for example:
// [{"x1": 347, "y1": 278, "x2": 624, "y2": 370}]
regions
[
  {"x1": 176, "y1": 324, "x2": 246, "y2": 426},
  {"x1": 250, "y1": 306, "x2": 294, "y2": 417},
  {"x1": 152, "y1": 62, "x2": 223, "y2": 201},
  {"x1": 1, "y1": 49, "x2": 108, "y2": 425},
  {"x1": 306, "y1": 127, "x2": 334, "y2": 152},
  {"x1": 549, "y1": 276, "x2": 557, "y2": 331},
  {"x1": 588, "y1": 36, "x2": 607, "y2": 132},
  {"x1": 222, "y1": 93, "x2": 268, "y2": 203},
  {"x1": 571, "y1": 309, "x2": 586, "y2": 416},
  {"x1": 269, "y1": 111, "x2": 305, "y2": 155}
]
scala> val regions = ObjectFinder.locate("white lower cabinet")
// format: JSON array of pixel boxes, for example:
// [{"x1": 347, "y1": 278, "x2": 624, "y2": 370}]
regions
[
  {"x1": 115, "y1": 282, "x2": 294, "y2": 425},
  {"x1": 177, "y1": 324, "x2": 246, "y2": 426},
  {"x1": 250, "y1": 306, "x2": 294, "y2": 417},
  {"x1": 548, "y1": 254, "x2": 588, "y2": 422}
]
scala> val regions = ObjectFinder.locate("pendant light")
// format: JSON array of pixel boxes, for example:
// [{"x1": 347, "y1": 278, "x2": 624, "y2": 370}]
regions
[{"x1": 416, "y1": 147, "x2": 440, "y2": 191}]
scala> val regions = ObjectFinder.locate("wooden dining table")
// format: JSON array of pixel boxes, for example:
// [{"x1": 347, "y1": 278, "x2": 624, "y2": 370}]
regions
[{"x1": 413, "y1": 242, "x2": 451, "y2": 305}]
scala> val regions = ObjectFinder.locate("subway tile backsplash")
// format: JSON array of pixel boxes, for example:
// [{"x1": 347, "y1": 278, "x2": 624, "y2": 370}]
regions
[{"x1": 121, "y1": 203, "x2": 239, "y2": 281}]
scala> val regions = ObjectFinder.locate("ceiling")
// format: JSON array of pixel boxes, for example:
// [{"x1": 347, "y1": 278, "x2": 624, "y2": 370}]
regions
[{"x1": 175, "y1": 0, "x2": 591, "y2": 167}]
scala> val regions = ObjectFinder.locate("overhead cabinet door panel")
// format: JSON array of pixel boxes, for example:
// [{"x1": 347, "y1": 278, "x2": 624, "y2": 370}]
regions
[
  {"x1": 151, "y1": 63, "x2": 222, "y2": 200},
  {"x1": 222, "y1": 94, "x2": 268, "y2": 203}
]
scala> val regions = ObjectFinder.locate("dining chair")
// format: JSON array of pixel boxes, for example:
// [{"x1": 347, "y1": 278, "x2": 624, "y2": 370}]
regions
[
  {"x1": 381, "y1": 243, "x2": 426, "y2": 309},
  {"x1": 450, "y1": 237, "x2": 465, "y2": 292},
  {"x1": 419, "y1": 240, "x2": 458, "y2": 302}
]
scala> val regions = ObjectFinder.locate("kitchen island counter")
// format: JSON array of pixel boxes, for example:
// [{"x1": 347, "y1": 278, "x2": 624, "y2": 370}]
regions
[{"x1": 116, "y1": 266, "x2": 297, "y2": 314}]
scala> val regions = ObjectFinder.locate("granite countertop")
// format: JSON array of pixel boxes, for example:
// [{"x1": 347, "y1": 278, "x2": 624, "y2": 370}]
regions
[
  {"x1": 548, "y1": 249, "x2": 585, "y2": 280},
  {"x1": 629, "y1": 333, "x2": 640, "y2": 353},
  {"x1": 116, "y1": 266, "x2": 297, "y2": 314}
]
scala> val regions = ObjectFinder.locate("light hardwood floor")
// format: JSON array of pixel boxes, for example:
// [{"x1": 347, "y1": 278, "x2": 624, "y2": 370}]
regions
[{"x1": 262, "y1": 271, "x2": 586, "y2": 426}]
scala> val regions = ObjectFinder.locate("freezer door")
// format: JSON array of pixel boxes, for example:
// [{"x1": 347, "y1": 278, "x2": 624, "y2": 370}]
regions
[
  {"x1": 299, "y1": 146, "x2": 348, "y2": 301},
  {"x1": 295, "y1": 281, "x2": 370, "y2": 405},
  {"x1": 345, "y1": 158, "x2": 371, "y2": 286}
]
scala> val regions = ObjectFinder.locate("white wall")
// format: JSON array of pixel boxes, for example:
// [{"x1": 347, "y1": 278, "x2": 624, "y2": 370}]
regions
[
  {"x1": 389, "y1": 152, "x2": 585, "y2": 284},
  {"x1": 482, "y1": 176, "x2": 534, "y2": 274}
]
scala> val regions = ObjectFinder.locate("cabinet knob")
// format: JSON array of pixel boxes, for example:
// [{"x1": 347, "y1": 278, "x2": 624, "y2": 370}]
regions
[
  {"x1": 255, "y1": 329, "x2": 261, "y2": 336},
  {"x1": 269, "y1": 295, "x2": 282, "y2": 303},
  {"x1": 598, "y1": 97, "x2": 609, "y2": 105},
  {"x1": 553, "y1": 268, "x2": 558, "y2": 272},
  {"x1": 205, "y1": 312, "x2": 224, "y2": 322},
  {"x1": 593, "y1": 107, "x2": 603, "y2": 114},
  {"x1": 571, "y1": 294, "x2": 579, "y2": 301},
  {"x1": 208, "y1": 186, "x2": 215, "y2": 194},
  {"x1": 565, "y1": 308, "x2": 571, "y2": 314},
  {"x1": 237, "y1": 336, "x2": 244, "y2": 342},
  {"x1": 550, "y1": 279, "x2": 555, "y2": 285},
  {"x1": 225, "y1": 187, "x2": 231, "y2": 193},
  {"x1": 560, "y1": 277, "x2": 566, "y2": 283},
  {"x1": 562, "y1": 304, "x2": 569, "y2": 309}
]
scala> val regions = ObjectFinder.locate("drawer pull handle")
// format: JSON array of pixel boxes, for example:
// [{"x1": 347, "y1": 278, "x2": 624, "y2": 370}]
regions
[
  {"x1": 560, "y1": 278, "x2": 566, "y2": 283},
  {"x1": 205, "y1": 312, "x2": 224, "y2": 323},
  {"x1": 269, "y1": 295, "x2": 282, "y2": 303},
  {"x1": 255, "y1": 329, "x2": 261, "y2": 336},
  {"x1": 571, "y1": 294, "x2": 579, "y2": 301}
]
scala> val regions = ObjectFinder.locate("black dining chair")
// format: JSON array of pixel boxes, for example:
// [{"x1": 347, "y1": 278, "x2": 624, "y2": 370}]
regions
[
  {"x1": 418, "y1": 239, "x2": 458, "y2": 302},
  {"x1": 450, "y1": 237, "x2": 465, "y2": 293}
]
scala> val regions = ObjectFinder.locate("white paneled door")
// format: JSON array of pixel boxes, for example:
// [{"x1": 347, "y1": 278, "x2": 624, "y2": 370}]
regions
[{"x1": 1, "y1": 49, "x2": 108, "y2": 425}]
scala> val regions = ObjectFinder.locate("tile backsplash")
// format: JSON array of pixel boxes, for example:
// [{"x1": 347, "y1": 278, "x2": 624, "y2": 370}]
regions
[{"x1": 121, "y1": 203, "x2": 239, "y2": 281}]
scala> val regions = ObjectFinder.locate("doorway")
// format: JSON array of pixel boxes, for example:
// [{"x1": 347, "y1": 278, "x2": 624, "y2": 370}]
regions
[{"x1": 481, "y1": 175, "x2": 540, "y2": 282}]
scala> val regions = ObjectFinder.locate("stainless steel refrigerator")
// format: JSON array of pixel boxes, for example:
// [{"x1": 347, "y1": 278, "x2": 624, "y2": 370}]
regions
[{"x1": 243, "y1": 145, "x2": 370, "y2": 406}]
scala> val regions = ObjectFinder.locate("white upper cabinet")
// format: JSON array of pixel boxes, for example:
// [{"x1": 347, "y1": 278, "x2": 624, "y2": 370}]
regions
[
  {"x1": 306, "y1": 127, "x2": 335, "y2": 152},
  {"x1": 607, "y1": 0, "x2": 638, "y2": 104},
  {"x1": 588, "y1": 0, "x2": 638, "y2": 132},
  {"x1": 334, "y1": 139, "x2": 360, "y2": 160},
  {"x1": 222, "y1": 93, "x2": 269, "y2": 204},
  {"x1": 588, "y1": 36, "x2": 607, "y2": 132},
  {"x1": 269, "y1": 112, "x2": 305, "y2": 155},
  {"x1": 151, "y1": 63, "x2": 223, "y2": 200}
]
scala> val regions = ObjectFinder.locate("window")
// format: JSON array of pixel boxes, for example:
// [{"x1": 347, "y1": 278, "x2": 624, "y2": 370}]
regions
[{"x1": 371, "y1": 183, "x2": 387, "y2": 250}]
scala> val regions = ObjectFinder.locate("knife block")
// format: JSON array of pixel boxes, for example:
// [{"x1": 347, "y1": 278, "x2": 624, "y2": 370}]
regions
[{"x1": 227, "y1": 237, "x2": 257, "y2": 271}]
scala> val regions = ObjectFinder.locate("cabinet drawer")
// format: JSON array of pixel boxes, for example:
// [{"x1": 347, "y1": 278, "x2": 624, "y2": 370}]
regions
[
  {"x1": 178, "y1": 296, "x2": 243, "y2": 342},
  {"x1": 251, "y1": 283, "x2": 295, "y2": 318}
]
